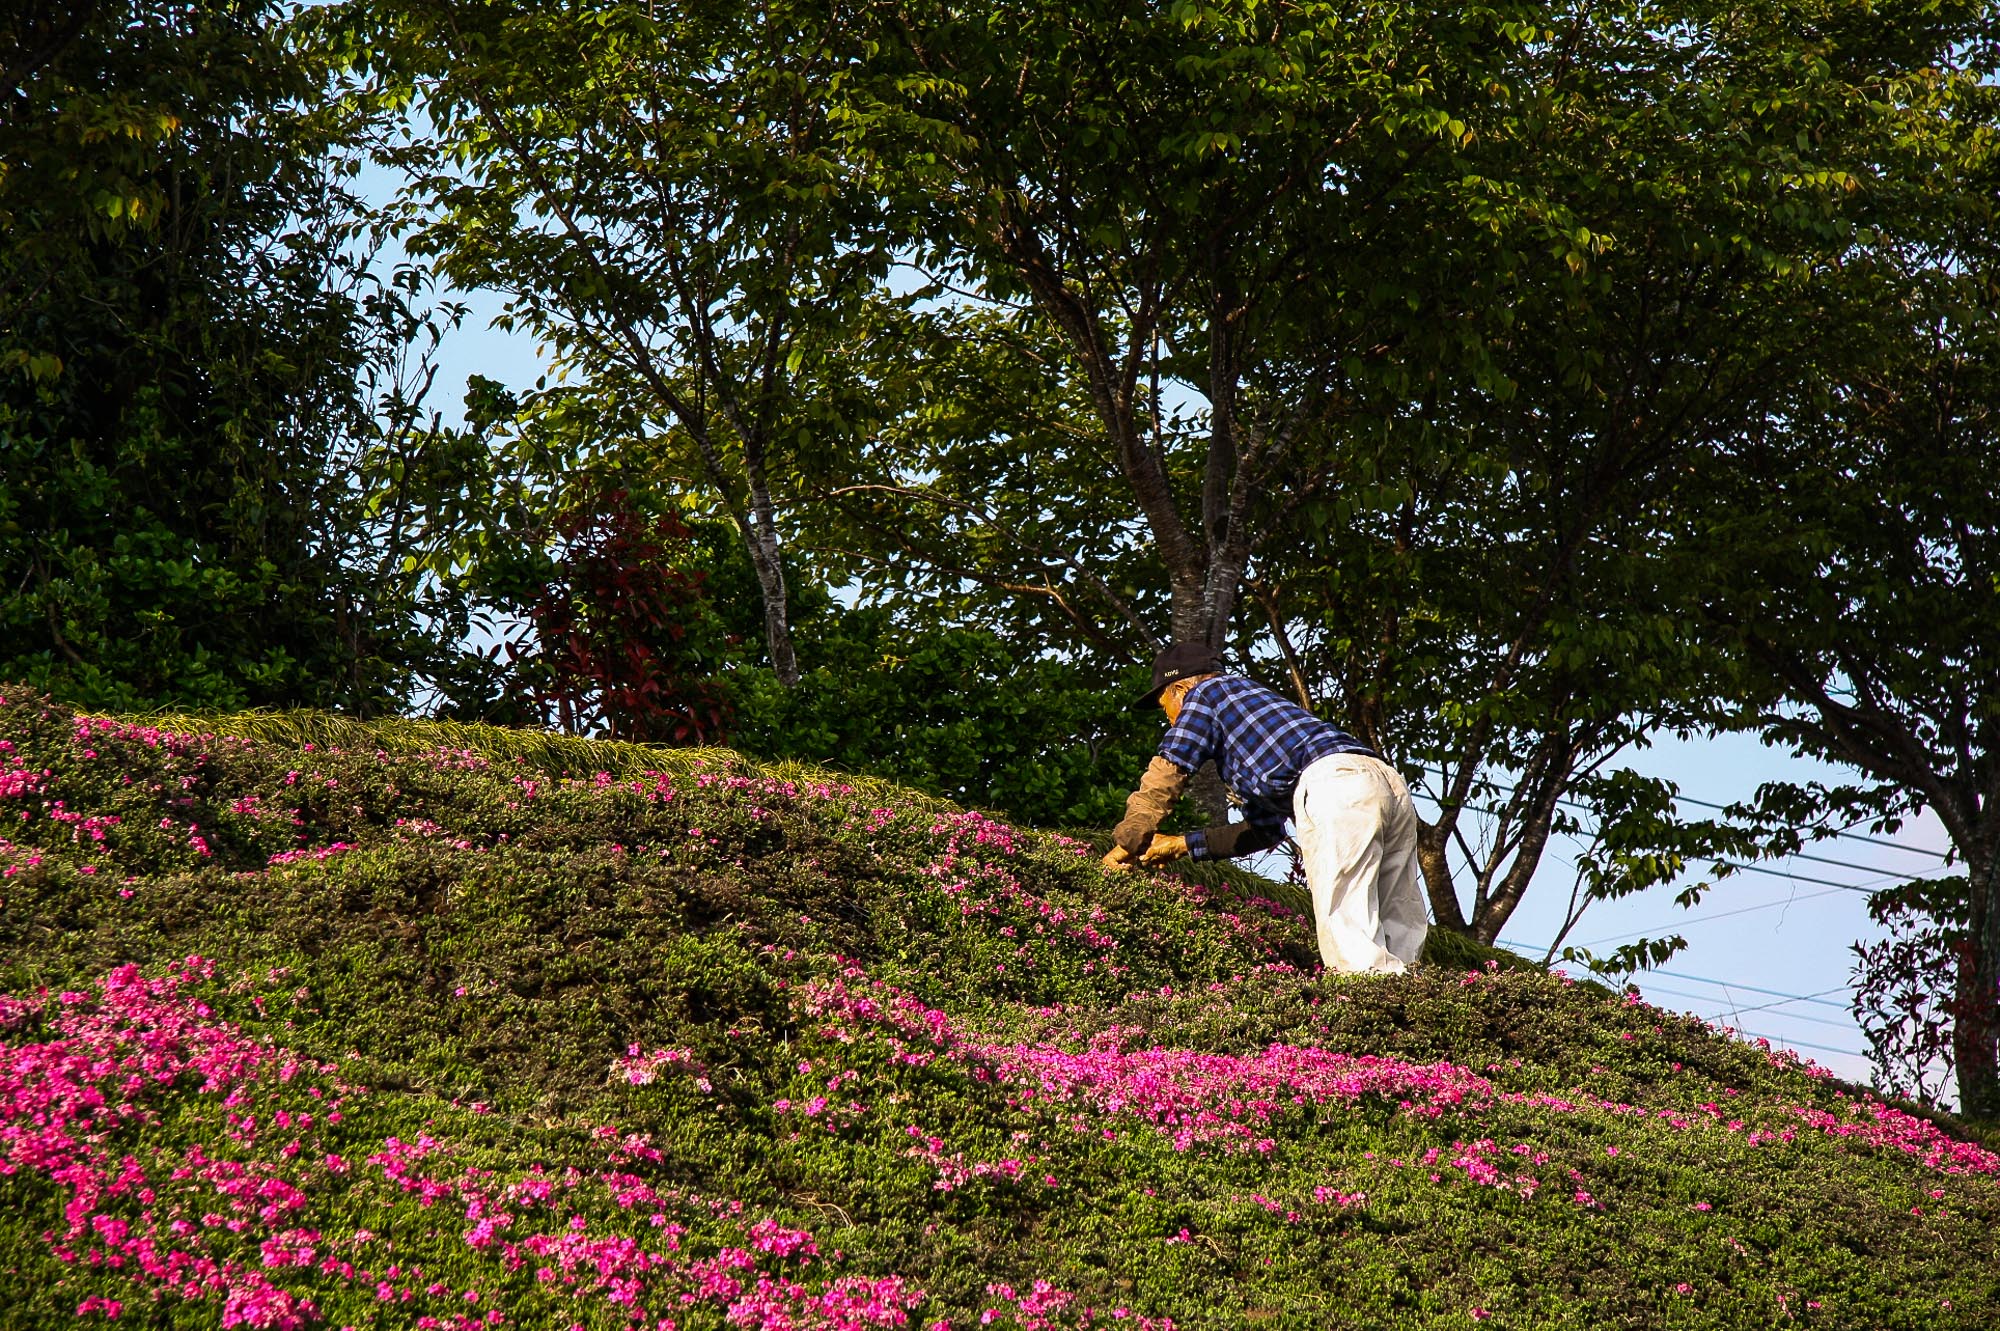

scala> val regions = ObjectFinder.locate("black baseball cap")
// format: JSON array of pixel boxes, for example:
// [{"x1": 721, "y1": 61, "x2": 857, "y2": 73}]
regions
[{"x1": 1133, "y1": 642, "x2": 1226, "y2": 709}]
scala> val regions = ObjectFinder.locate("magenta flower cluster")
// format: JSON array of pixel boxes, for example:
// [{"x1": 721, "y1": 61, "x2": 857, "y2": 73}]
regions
[
  {"x1": 0, "y1": 958, "x2": 945, "y2": 1330},
  {"x1": 0, "y1": 956, "x2": 341, "y2": 1328},
  {"x1": 796, "y1": 966, "x2": 2000, "y2": 1186}
]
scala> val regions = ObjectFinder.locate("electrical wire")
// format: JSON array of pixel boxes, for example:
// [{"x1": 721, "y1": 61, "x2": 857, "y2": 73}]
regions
[
  {"x1": 1570, "y1": 885, "x2": 1854, "y2": 948},
  {"x1": 1717, "y1": 1030, "x2": 1868, "y2": 1060},
  {"x1": 1717, "y1": 862, "x2": 1880, "y2": 895},
  {"x1": 1783, "y1": 845, "x2": 1946, "y2": 873},
  {"x1": 1708, "y1": 986, "x2": 1851, "y2": 1017},
  {"x1": 1426, "y1": 790, "x2": 1903, "y2": 894},
  {"x1": 1647, "y1": 967, "x2": 1854, "y2": 1010},
  {"x1": 1559, "y1": 864, "x2": 1913, "y2": 952},
  {"x1": 1635, "y1": 984, "x2": 1859, "y2": 1031},
  {"x1": 1491, "y1": 940, "x2": 1855, "y2": 1012},
  {"x1": 1556, "y1": 963, "x2": 1869, "y2": 1058},
  {"x1": 1418, "y1": 769, "x2": 1955, "y2": 894},
  {"x1": 1658, "y1": 789, "x2": 1948, "y2": 858},
  {"x1": 1405, "y1": 770, "x2": 1930, "y2": 1071}
]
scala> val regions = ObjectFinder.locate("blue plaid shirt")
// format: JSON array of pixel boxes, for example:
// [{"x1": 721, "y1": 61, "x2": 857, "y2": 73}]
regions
[{"x1": 1159, "y1": 676, "x2": 1377, "y2": 860}]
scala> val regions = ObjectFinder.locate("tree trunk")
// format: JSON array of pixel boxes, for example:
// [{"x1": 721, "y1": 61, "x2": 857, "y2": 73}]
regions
[
  {"x1": 1471, "y1": 800, "x2": 1560, "y2": 945},
  {"x1": 1198, "y1": 558, "x2": 1247, "y2": 653},
  {"x1": 1954, "y1": 860, "x2": 2000, "y2": 1120},
  {"x1": 742, "y1": 448, "x2": 799, "y2": 687},
  {"x1": 1416, "y1": 818, "x2": 1470, "y2": 933},
  {"x1": 1469, "y1": 738, "x2": 1576, "y2": 943},
  {"x1": 1165, "y1": 581, "x2": 1239, "y2": 820}
]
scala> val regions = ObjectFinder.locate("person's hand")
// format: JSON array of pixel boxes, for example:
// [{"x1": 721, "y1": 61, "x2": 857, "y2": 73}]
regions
[
  {"x1": 1101, "y1": 844, "x2": 1137, "y2": 873},
  {"x1": 1140, "y1": 833, "x2": 1188, "y2": 867}
]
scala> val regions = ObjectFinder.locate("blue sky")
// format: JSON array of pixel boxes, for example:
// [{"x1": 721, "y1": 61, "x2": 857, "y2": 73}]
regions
[{"x1": 1464, "y1": 731, "x2": 1951, "y2": 1087}]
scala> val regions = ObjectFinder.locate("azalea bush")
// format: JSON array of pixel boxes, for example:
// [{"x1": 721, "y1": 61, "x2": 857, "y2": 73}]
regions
[{"x1": 1, "y1": 688, "x2": 1997, "y2": 1329}]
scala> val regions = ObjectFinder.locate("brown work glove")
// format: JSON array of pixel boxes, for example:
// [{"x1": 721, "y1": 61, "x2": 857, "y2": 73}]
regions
[{"x1": 1113, "y1": 756, "x2": 1187, "y2": 856}]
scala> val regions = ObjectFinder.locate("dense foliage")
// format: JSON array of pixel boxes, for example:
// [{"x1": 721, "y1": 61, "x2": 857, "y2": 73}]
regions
[
  {"x1": 2, "y1": 690, "x2": 1996, "y2": 1329},
  {"x1": 729, "y1": 621, "x2": 1161, "y2": 832},
  {"x1": 1688, "y1": 141, "x2": 2000, "y2": 1114},
  {"x1": 486, "y1": 487, "x2": 1163, "y2": 829},
  {"x1": 0, "y1": 0, "x2": 465, "y2": 714}
]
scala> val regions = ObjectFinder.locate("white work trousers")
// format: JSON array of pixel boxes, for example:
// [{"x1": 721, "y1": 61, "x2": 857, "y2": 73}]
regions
[{"x1": 1293, "y1": 753, "x2": 1430, "y2": 974}]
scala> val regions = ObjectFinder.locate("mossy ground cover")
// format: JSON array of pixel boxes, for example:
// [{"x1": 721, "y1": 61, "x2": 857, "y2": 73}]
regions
[{"x1": 1, "y1": 689, "x2": 1996, "y2": 1330}]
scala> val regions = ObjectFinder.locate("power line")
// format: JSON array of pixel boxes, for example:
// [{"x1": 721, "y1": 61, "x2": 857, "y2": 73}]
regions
[
  {"x1": 1784, "y1": 844, "x2": 1946, "y2": 873},
  {"x1": 1492, "y1": 940, "x2": 1853, "y2": 1011},
  {"x1": 1487, "y1": 939, "x2": 1872, "y2": 1060},
  {"x1": 1715, "y1": 985, "x2": 1851, "y2": 1017},
  {"x1": 1430, "y1": 782, "x2": 1949, "y2": 896},
  {"x1": 1573, "y1": 885, "x2": 1853, "y2": 948},
  {"x1": 1637, "y1": 984, "x2": 1858, "y2": 1032},
  {"x1": 1721, "y1": 1029, "x2": 1868, "y2": 1060},
  {"x1": 1612, "y1": 976, "x2": 1872, "y2": 1057},
  {"x1": 1721, "y1": 862, "x2": 1879, "y2": 895},
  {"x1": 1508, "y1": 878, "x2": 1885, "y2": 957},
  {"x1": 1420, "y1": 770, "x2": 1954, "y2": 891},
  {"x1": 1439, "y1": 762, "x2": 1911, "y2": 1069},
  {"x1": 1662, "y1": 789, "x2": 1948, "y2": 859},
  {"x1": 1441, "y1": 796, "x2": 1883, "y2": 893},
  {"x1": 1646, "y1": 967, "x2": 1852, "y2": 1009}
]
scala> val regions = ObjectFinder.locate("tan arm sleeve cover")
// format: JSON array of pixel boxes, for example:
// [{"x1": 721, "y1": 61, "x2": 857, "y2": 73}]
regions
[{"x1": 1113, "y1": 756, "x2": 1188, "y2": 855}]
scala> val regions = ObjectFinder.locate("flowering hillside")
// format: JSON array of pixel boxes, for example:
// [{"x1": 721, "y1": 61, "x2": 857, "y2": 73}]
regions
[{"x1": 1, "y1": 689, "x2": 1996, "y2": 1331}]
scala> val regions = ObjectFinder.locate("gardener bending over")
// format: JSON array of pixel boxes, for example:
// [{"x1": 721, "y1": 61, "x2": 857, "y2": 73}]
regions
[{"x1": 1104, "y1": 642, "x2": 1430, "y2": 974}]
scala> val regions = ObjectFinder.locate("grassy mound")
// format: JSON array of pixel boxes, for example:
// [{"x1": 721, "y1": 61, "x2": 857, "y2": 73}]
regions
[{"x1": 1, "y1": 689, "x2": 1995, "y2": 1330}]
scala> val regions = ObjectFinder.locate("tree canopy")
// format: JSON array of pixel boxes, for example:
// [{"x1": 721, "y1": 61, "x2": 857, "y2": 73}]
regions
[{"x1": 0, "y1": 0, "x2": 466, "y2": 712}]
